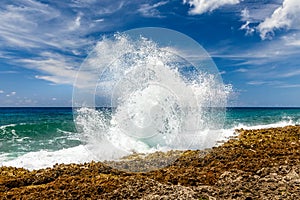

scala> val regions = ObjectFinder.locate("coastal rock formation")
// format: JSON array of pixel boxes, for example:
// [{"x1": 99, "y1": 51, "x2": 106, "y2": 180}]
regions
[{"x1": 1, "y1": 126, "x2": 300, "y2": 199}]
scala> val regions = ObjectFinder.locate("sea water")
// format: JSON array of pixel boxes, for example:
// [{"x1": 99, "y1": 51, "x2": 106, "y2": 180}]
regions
[{"x1": 0, "y1": 107, "x2": 299, "y2": 170}]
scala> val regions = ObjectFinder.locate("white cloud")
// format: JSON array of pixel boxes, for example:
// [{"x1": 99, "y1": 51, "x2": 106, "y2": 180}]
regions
[
  {"x1": 71, "y1": 0, "x2": 125, "y2": 15},
  {"x1": 240, "y1": 3, "x2": 281, "y2": 23},
  {"x1": 183, "y1": 0, "x2": 240, "y2": 15},
  {"x1": 0, "y1": 1, "x2": 122, "y2": 61},
  {"x1": 247, "y1": 81, "x2": 267, "y2": 86},
  {"x1": 0, "y1": 90, "x2": 4, "y2": 93},
  {"x1": 52, "y1": 98, "x2": 57, "y2": 101},
  {"x1": 287, "y1": 39, "x2": 300, "y2": 46},
  {"x1": 0, "y1": 0, "x2": 61, "y2": 48},
  {"x1": 0, "y1": 70, "x2": 17, "y2": 74},
  {"x1": 240, "y1": 8, "x2": 255, "y2": 36},
  {"x1": 138, "y1": 1, "x2": 168, "y2": 17},
  {"x1": 5, "y1": 91, "x2": 17, "y2": 97},
  {"x1": 240, "y1": 21, "x2": 255, "y2": 36},
  {"x1": 235, "y1": 68, "x2": 249, "y2": 73},
  {"x1": 278, "y1": 69, "x2": 300, "y2": 78},
  {"x1": 257, "y1": 0, "x2": 300, "y2": 40},
  {"x1": 0, "y1": 1, "x2": 96, "y2": 66},
  {"x1": 16, "y1": 51, "x2": 98, "y2": 88},
  {"x1": 247, "y1": 80, "x2": 284, "y2": 87},
  {"x1": 241, "y1": 8, "x2": 250, "y2": 21},
  {"x1": 277, "y1": 84, "x2": 300, "y2": 88},
  {"x1": 19, "y1": 52, "x2": 79, "y2": 85},
  {"x1": 282, "y1": 33, "x2": 300, "y2": 47},
  {"x1": 0, "y1": 0, "x2": 136, "y2": 88},
  {"x1": 68, "y1": 14, "x2": 82, "y2": 31},
  {"x1": 212, "y1": 26, "x2": 300, "y2": 69},
  {"x1": 94, "y1": 18, "x2": 104, "y2": 22}
]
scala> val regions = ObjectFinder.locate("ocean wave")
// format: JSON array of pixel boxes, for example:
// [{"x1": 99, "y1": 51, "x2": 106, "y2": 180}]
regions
[
  {"x1": 0, "y1": 145, "x2": 92, "y2": 170},
  {"x1": 231, "y1": 118, "x2": 296, "y2": 130},
  {"x1": 0, "y1": 123, "x2": 17, "y2": 130},
  {"x1": 73, "y1": 32, "x2": 228, "y2": 163}
]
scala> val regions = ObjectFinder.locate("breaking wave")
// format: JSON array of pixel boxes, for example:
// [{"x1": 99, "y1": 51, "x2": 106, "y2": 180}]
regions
[{"x1": 72, "y1": 28, "x2": 230, "y2": 167}]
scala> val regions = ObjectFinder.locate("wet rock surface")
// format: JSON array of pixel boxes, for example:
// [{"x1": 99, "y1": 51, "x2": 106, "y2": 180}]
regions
[{"x1": 1, "y1": 126, "x2": 300, "y2": 199}]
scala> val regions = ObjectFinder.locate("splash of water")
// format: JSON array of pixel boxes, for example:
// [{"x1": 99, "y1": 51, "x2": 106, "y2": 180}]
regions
[{"x1": 73, "y1": 28, "x2": 230, "y2": 170}]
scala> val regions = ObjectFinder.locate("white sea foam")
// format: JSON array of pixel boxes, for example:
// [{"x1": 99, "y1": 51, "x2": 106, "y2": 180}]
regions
[
  {"x1": 233, "y1": 119, "x2": 295, "y2": 131},
  {"x1": 0, "y1": 145, "x2": 93, "y2": 170},
  {"x1": 0, "y1": 124, "x2": 17, "y2": 130}
]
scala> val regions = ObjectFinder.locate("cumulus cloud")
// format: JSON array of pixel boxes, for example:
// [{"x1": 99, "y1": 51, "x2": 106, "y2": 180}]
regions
[
  {"x1": 183, "y1": 0, "x2": 240, "y2": 15},
  {"x1": 257, "y1": 0, "x2": 300, "y2": 40},
  {"x1": 0, "y1": 90, "x2": 4, "y2": 94}
]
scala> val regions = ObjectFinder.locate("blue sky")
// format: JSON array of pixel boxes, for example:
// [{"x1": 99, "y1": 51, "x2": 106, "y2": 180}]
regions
[{"x1": 0, "y1": 0, "x2": 299, "y2": 107}]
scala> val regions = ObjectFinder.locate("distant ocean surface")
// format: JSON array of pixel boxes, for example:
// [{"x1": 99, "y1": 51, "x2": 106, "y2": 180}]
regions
[{"x1": 1, "y1": 107, "x2": 299, "y2": 170}]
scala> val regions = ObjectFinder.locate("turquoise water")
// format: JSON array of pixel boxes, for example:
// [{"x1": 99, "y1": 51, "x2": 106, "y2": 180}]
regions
[
  {"x1": 0, "y1": 107, "x2": 299, "y2": 169},
  {"x1": 0, "y1": 108, "x2": 79, "y2": 157},
  {"x1": 225, "y1": 107, "x2": 300, "y2": 128}
]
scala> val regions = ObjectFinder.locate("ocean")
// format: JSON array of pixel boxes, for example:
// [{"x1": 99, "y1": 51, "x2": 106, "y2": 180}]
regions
[{"x1": 1, "y1": 107, "x2": 300, "y2": 170}]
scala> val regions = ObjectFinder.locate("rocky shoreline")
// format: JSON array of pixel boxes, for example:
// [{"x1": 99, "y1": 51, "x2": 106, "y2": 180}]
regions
[{"x1": 1, "y1": 126, "x2": 300, "y2": 199}]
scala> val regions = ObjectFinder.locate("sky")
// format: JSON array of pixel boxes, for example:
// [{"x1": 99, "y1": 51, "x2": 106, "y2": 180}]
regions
[{"x1": 0, "y1": 0, "x2": 300, "y2": 107}]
